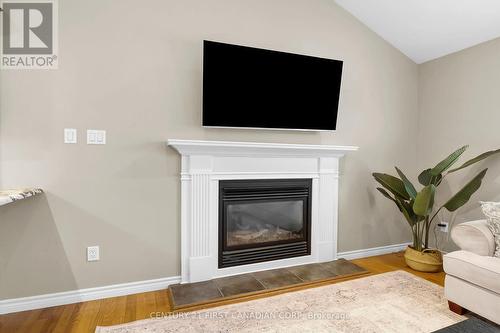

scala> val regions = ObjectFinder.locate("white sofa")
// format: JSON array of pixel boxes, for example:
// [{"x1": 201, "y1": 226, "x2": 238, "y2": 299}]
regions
[{"x1": 443, "y1": 220, "x2": 500, "y2": 324}]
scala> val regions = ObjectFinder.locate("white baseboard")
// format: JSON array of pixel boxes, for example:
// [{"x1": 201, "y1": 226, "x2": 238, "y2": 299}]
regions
[
  {"x1": 0, "y1": 275, "x2": 181, "y2": 315},
  {"x1": 337, "y1": 242, "x2": 411, "y2": 260}
]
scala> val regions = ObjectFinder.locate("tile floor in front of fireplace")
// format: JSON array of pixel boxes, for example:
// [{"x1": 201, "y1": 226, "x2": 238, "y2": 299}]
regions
[{"x1": 169, "y1": 258, "x2": 368, "y2": 309}]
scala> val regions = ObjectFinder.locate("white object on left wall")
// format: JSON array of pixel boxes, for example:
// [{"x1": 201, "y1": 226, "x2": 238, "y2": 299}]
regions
[
  {"x1": 87, "y1": 130, "x2": 106, "y2": 145},
  {"x1": 87, "y1": 246, "x2": 100, "y2": 261},
  {"x1": 64, "y1": 128, "x2": 77, "y2": 144}
]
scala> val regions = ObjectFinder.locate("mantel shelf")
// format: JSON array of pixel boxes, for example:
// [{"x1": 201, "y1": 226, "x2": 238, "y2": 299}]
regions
[
  {"x1": 0, "y1": 188, "x2": 44, "y2": 207},
  {"x1": 168, "y1": 139, "x2": 359, "y2": 157}
]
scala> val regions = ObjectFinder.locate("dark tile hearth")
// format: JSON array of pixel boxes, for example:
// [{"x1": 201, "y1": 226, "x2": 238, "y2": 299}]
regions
[
  {"x1": 252, "y1": 268, "x2": 303, "y2": 289},
  {"x1": 169, "y1": 280, "x2": 222, "y2": 306},
  {"x1": 214, "y1": 274, "x2": 266, "y2": 297},
  {"x1": 286, "y1": 263, "x2": 335, "y2": 281},
  {"x1": 169, "y1": 258, "x2": 368, "y2": 309},
  {"x1": 320, "y1": 259, "x2": 367, "y2": 275}
]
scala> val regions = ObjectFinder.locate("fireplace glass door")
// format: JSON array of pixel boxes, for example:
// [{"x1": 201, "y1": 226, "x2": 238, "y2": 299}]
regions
[{"x1": 226, "y1": 200, "x2": 304, "y2": 247}]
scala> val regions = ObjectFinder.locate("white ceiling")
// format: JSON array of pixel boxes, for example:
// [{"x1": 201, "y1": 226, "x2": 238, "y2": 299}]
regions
[{"x1": 335, "y1": 0, "x2": 500, "y2": 64}]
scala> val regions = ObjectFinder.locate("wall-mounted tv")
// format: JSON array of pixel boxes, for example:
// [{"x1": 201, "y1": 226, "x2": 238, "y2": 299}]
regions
[{"x1": 202, "y1": 41, "x2": 343, "y2": 131}]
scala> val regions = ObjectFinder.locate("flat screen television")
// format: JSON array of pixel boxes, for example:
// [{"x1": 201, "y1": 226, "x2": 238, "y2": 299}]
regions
[{"x1": 202, "y1": 41, "x2": 343, "y2": 131}]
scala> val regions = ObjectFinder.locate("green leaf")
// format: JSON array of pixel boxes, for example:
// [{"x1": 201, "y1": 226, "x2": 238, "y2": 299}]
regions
[
  {"x1": 377, "y1": 187, "x2": 418, "y2": 227},
  {"x1": 419, "y1": 169, "x2": 444, "y2": 186},
  {"x1": 418, "y1": 169, "x2": 432, "y2": 186},
  {"x1": 434, "y1": 174, "x2": 443, "y2": 186},
  {"x1": 395, "y1": 167, "x2": 417, "y2": 199},
  {"x1": 431, "y1": 145, "x2": 468, "y2": 176},
  {"x1": 400, "y1": 202, "x2": 417, "y2": 227},
  {"x1": 413, "y1": 185, "x2": 436, "y2": 216},
  {"x1": 377, "y1": 187, "x2": 402, "y2": 210},
  {"x1": 443, "y1": 169, "x2": 488, "y2": 212},
  {"x1": 373, "y1": 173, "x2": 410, "y2": 200},
  {"x1": 448, "y1": 149, "x2": 500, "y2": 173},
  {"x1": 376, "y1": 188, "x2": 418, "y2": 227}
]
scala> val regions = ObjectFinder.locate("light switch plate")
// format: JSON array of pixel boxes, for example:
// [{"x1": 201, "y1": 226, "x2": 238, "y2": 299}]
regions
[
  {"x1": 87, "y1": 130, "x2": 106, "y2": 145},
  {"x1": 87, "y1": 246, "x2": 100, "y2": 261},
  {"x1": 64, "y1": 128, "x2": 77, "y2": 144}
]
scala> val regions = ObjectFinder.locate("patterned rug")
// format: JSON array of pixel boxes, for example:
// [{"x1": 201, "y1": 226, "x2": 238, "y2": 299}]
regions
[{"x1": 96, "y1": 270, "x2": 465, "y2": 333}]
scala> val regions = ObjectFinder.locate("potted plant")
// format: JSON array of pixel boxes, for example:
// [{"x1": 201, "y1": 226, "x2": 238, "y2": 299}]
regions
[{"x1": 373, "y1": 145, "x2": 500, "y2": 272}]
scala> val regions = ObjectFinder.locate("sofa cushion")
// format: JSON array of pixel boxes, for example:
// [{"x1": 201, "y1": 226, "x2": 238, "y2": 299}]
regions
[
  {"x1": 480, "y1": 201, "x2": 500, "y2": 258},
  {"x1": 451, "y1": 220, "x2": 495, "y2": 256},
  {"x1": 444, "y1": 250, "x2": 500, "y2": 294}
]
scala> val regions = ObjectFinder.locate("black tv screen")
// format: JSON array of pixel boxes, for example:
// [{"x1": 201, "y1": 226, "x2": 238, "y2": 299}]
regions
[{"x1": 202, "y1": 41, "x2": 343, "y2": 131}]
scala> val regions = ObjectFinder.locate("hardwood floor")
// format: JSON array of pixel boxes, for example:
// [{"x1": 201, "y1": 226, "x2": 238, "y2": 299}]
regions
[{"x1": 0, "y1": 252, "x2": 445, "y2": 333}]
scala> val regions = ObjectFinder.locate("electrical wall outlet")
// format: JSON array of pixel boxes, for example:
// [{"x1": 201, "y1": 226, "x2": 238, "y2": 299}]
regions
[
  {"x1": 87, "y1": 130, "x2": 106, "y2": 145},
  {"x1": 437, "y1": 221, "x2": 449, "y2": 233},
  {"x1": 87, "y1": 246, "x2": 100, "y2": 261},
  {"x1": 64, "y1": 128, "x2": 77, "y2": 144}
]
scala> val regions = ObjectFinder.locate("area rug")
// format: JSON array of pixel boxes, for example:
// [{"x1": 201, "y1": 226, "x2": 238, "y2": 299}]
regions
[
  {"x1": 96, "y1": 270, "x2": 465, "y2": 333},
  {"x1": 433, "y1": 316, "x2": 500, "y2": 333}
]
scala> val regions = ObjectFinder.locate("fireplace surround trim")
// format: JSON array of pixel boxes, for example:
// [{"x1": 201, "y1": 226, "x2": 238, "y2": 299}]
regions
[{"x1": 168, "y1": 140, "x2": 358, "y2": 283}]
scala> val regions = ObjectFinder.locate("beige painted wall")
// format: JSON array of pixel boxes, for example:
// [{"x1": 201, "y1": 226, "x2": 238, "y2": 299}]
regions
[
  {"x1": 0, "y1": 0, "x2": 418, "y2": 299},
  {"x1": 418, "y1": 37, "x2": 500, "y2": 252}
]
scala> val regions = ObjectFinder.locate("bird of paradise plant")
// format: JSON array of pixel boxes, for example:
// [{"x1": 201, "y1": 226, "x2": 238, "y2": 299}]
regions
[{"x1": 373, "y1": 146, "x2": 500, "y2": 252}]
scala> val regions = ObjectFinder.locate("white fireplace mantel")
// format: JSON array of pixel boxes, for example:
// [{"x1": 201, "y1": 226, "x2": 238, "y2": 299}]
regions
[
  {"x1": 168, "y1": 139, "x2": 358, "y2": 283},
  {"x1": 168, "y1": 139, "x2": 358, "y2": 157}
]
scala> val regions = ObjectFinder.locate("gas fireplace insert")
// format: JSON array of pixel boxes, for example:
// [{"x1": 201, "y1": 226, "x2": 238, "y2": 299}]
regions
[{"x1": 219, "y1": 179, "x2": 312, "y2": 268}]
